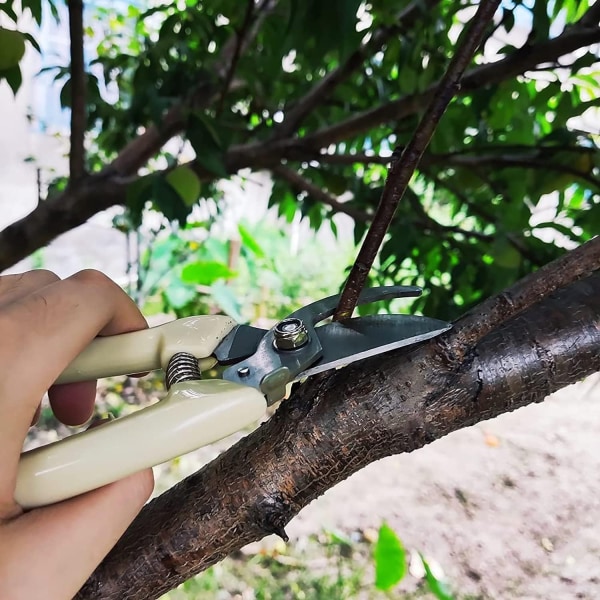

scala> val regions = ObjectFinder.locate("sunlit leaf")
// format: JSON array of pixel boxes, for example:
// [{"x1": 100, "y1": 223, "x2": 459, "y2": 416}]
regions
[
  {"x1": 166, "y1": 166, "x2": 202, "y2": 206},
  {"x1": 238, "y1": 224, "x2": 265, "y2": 258},
  {"x1": 373, "y1": 523, "x2": 406, "y2": 591},
  {"x1": 421, "y1": 555, "x2": 455, "y2": 600},
  {"x1": 181, "y1": 261, "x2": 236, "y2": 285}
]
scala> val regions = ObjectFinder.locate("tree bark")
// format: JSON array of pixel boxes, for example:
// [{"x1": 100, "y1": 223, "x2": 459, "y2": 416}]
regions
[{"x1": 78, "y1": 265, "x2": 600, "y2": 599}]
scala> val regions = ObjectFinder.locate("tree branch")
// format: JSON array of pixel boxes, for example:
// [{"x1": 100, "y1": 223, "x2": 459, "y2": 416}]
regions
[
  {"x1": 0, "y1": 175, "x2": 127, "y2": 270},
  {"x1": 271, "y1": 165, "x2": 370, "y2": 222},
  {"x1": 265, "y1": 14, "x2": 600, "y2": 154},
  {"x1": 68, "y1": 0, "x2": 86, "y2": 180},
  {"x1": 275, "y1": 0, "x2": 442, "y2": 138},
  {"x1": 1, "y1": 4, "x2": 598, "y2": 272},
  {"x1": 444, "y1": 153, "x2": 600, "y2": 190},
  {"x1": 333, "y1": 0, "x2": 501, "y2": 320},
  {"x1": 215, "y1": 0, "x2": 256, "y2": 115},
  {"x1": 106, "y1": 0, "x2": 276, "y2": 177},
  {"x1": 448, "y1": 235, "x2": 600, "y2": 359},
  {"x1": 79, "y1": 260, "x2": 600, "y2": 599}
]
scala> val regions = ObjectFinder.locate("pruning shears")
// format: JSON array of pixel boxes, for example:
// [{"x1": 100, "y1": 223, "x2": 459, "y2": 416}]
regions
[{"x1": 16, "y1": 286, "x2": 450, "y2": 509}]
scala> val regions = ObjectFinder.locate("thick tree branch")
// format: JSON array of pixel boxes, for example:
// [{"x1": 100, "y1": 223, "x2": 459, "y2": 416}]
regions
[
  {"x1": 333, "y1": 0, "x2": 501, "y2": 319},
  {"x1": 449, "y1": 235, "x2": 600, "y2": 357},
  {"x1": 271, "y1": 165, "x2": 370, "y2": 222},
  {"x1": 79, "y1": 262, "x2": 600, "y2": 599},
  {"x1": 0, "y1": 175, "x2": 127, "y2": 270},
  {"x1": 276, "y1": 0, "x2": 442, "y2": 137},
  {"x1": 68, "y1": 0, "x2": 86, "y2": 180}
]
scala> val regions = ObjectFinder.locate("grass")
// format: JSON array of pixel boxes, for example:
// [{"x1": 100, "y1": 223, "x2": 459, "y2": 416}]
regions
[{"x1": 161, "y1": 531, "x2": 453, "y2": 600}]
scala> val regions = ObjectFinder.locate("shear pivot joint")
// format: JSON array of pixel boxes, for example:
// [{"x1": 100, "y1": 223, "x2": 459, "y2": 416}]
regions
[{"x1": 273, "y1": 318, "x2": 309, "y2": 350}]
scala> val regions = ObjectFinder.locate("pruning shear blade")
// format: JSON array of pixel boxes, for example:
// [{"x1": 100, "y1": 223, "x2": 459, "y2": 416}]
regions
[{"x1": 297, "y1": 314, "x2": 451, "y2": 380}]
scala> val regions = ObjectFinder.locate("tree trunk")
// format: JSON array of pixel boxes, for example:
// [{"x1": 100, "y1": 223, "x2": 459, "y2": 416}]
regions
[{"x1": 77, "y1": 267, "x2": 600, "y2": 599}]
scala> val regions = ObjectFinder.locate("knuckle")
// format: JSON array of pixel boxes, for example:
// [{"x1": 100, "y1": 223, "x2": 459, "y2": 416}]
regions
[
  {"x1": 29, "y1": 269, "x2": 60, "y2": 285},
  {"x1": 70, "y1": 268, "x2": 114, "y2": 288}
]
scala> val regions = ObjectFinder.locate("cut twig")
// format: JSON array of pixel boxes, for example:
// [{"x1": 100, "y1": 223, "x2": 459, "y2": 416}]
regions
[
  {"x1": 333, "y1": 0, "x2": 501, "y2": 320},
  {"x1": 67, "y1": 0, "x2": 86, "y2": 180}
]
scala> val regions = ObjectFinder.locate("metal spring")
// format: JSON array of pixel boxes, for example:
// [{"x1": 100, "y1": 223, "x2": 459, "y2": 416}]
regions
[{"x1": 165, "y1": 352, "x2": 201, "y2": 389}]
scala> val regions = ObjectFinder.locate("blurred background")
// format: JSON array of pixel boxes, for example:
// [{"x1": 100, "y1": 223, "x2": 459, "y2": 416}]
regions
[{"x1": 1, "y1": 0, "x2": 599, "y2": 597}]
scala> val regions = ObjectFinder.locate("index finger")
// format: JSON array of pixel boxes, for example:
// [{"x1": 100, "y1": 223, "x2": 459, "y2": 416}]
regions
[{"x1": 0, "y1": 270, "x2": 147, "y2": 505}]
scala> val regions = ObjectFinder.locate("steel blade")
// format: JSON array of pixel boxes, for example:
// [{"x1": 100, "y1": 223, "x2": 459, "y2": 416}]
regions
[{"x1": 294, "y1": 314, "x2": 451, "y2": 381}]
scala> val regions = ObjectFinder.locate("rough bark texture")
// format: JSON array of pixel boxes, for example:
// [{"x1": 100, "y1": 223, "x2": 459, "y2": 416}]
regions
[{"x1": 77, "y1": 269, "x2": 600, "y2": 600}]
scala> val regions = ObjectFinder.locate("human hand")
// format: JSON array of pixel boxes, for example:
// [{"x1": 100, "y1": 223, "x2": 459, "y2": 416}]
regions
[{"x1": 0, "y1": 270, "x2": 154, "y2": 599}]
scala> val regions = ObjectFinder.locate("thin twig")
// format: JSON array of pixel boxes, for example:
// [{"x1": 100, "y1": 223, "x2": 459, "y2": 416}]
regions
[
  {"x1": 68, "y1": 0, "x2": 86, "y2": 180},
  {"x1": 333, "y1": 0, "x2": 501, "y2": 319},
  {"x1": 276, "y1": 0, "x2": 442, "y2": 137},
  {"x1": 216, "y1": 0, "x2": 255, "y2": 115},
  {"x1": 272, "y1": 165, "x2": 370, "y2": 223}
]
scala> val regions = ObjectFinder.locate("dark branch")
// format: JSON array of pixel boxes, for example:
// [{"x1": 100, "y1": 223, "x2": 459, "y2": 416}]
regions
[
  {"x1": 0, "y1": 175, "x2": 127, "y2": 271},
  {"x1": 79, "y1": 267, "x2": 600, "y2": 599},
  {"x1": 216, "y1": 0, "x2": 257, "y2": 114},
  {"x1": 333, "y1": 0, "x2": 501, "y2": 320},
  {"x1": 67, "y1": 0, "x2": 86, "y2": 180},
  {"x1": 107, "y1": 1, "x2": 276, "y2": 177},
  {"x1": 272, "y1": 165, "x2": 370, "y2": 223},
  {"x1": 444, "y1": 153, "x2": 600, "y2": 190}
]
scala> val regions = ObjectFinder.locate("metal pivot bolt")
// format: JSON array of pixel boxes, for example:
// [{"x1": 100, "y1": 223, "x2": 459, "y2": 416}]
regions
[
  {"x1": 165, "y1": 352, "x2": 202, "y2": 389},
  {"x1": 273, "y1": 318, "x2": 309, "y2": 351}
]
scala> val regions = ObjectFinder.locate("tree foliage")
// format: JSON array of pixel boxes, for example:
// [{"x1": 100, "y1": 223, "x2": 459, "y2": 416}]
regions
[{"x1": 0, "y1": 0, "x2": 598, "y2": 322}]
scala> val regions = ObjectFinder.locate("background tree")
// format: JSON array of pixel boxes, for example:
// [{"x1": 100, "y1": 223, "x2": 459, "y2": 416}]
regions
[{"x1": 0, "y1": 0, "x2": 599, "y2": 597}]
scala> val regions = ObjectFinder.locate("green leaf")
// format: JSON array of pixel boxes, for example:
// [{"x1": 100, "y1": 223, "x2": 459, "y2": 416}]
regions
[
  {"x1": 421, "y1": 555, "x2": 455, "y2": 600},
  {"x1": 187, "y1": 114, "x2": 228, "y2": 177},
  {"x1": 0, "y1": 64, "x2": 22, "y2": 94},
  {"x1": 181, "y1": 260, "x2": 236, "y2": 285},
  {"x1": 373, "y1": 523, "x2": 406, "y2": 591},
  {"x1": 163, "y1": 279, "x2": 197, "y2": 310},
  {"x1": 210, "y1": 280, "x2": 244, "y2": 322},
  {"x1": 0, "y1": 27, "x2": 26, "y2": 70},
  {"x1": 0, "y1": 3, "x2": 18, "y2": 22},
  {"x1": 59, "y1": 77, "x2": 72, "y2": 108},
  {"x1": 166, "y1": 166, "x2": 201, "y2": 206},
  {"x1": 126, "y1": 174, "x2": 155, "y2": 226},
  {"x1": 490, "y1": 236, "x2": 521, "y2": 269},
  {"x1": 152, "y1": 176, "x2": 193, "y2": 225},
  {"x1": 238, "y1": 223, "x2": 265, "y2": 258},
  {"x1": 22, "y1": 0, "x2": 43, "y2": 25}
]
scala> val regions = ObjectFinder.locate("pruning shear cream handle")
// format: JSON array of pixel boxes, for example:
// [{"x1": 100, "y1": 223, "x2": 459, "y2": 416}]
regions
[{"x1": 16, "y1": 316, "x2": 267, "y2": 509}]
